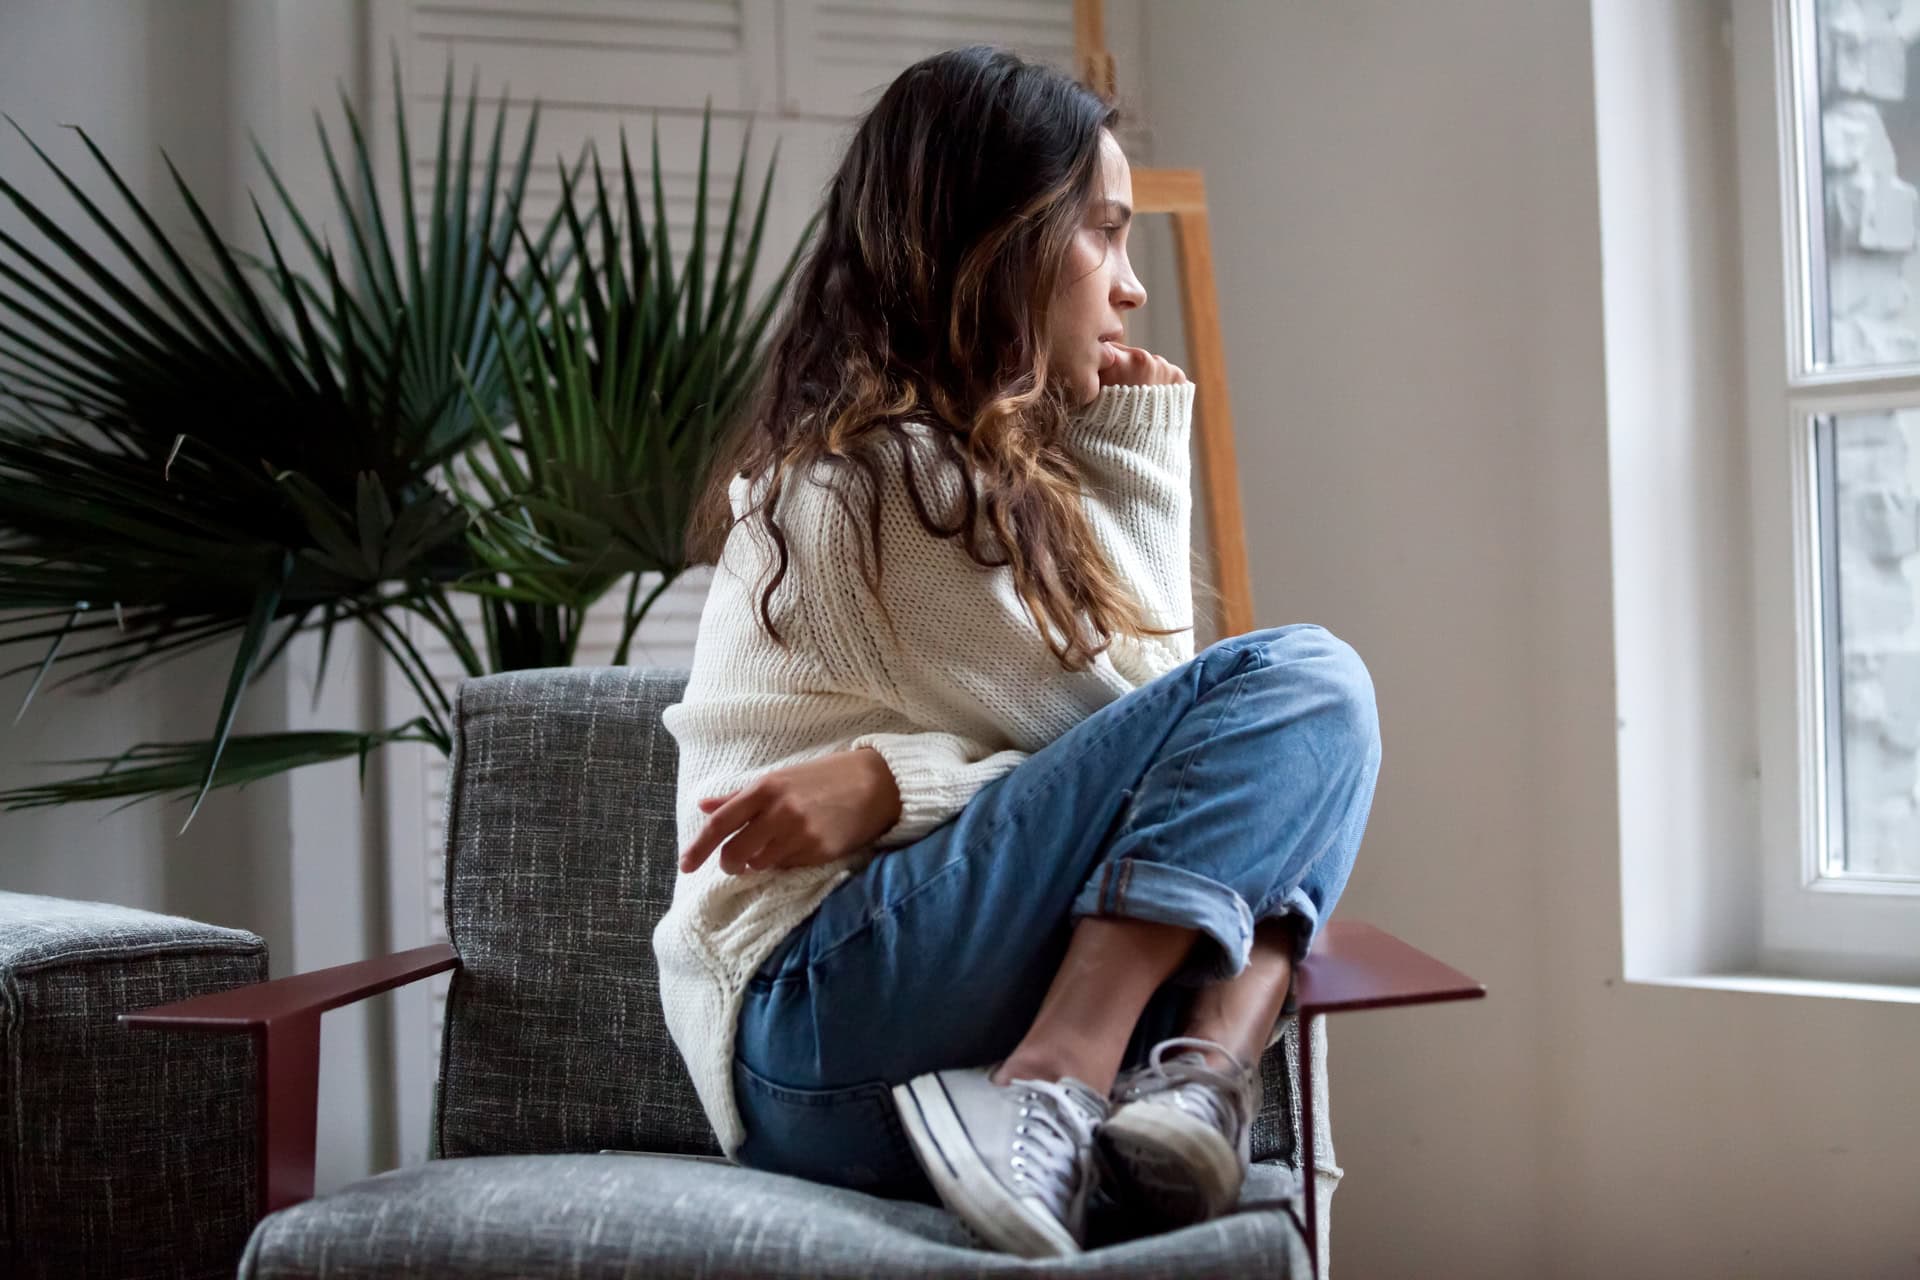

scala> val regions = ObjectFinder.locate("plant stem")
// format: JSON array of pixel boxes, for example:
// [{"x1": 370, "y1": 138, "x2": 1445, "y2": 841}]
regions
[
  {"x1": 480, "y1": 593, "x2": 504, "y2": 674},
  {"x1": 416, "y1": 585, "x2": 485, "y2": 678},
  {"x1": 612, "y1": 570, "x2": 676, "y2": 666},
  {"x1": 358, "y1": 611, "x2": 453, "y2": 748},
  {"x1": 611, "y1": 572, "x2": 642, "y2": 665}
]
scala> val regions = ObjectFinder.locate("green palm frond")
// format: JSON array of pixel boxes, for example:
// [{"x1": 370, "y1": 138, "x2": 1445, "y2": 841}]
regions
[
  {"x1": 247, "y1": 56, "x2": 582, "y2": 468},
  {"x1": 454, "y1": 101, "x2": 822, "y2": 669},
  {"x1": 0, "y1": 60, "x2": 555, "y2": 823},
  {"x1": 1, "y1": 78, "x2": 819, "y2": 826},
  {"x1": 0, "y1": 718, "x2": 443, "y2": 813}
]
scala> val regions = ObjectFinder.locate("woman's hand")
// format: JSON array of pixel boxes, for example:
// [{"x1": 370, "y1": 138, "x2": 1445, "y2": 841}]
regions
[
  {"x1": 1098, "y1": 340, "x2": 1188, "y2": 388},
  {"x1": 677, "y1": 746, "x2": 904, "y2": 876}
]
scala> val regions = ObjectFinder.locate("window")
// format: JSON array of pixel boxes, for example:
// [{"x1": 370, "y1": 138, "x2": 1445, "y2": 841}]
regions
[{"x1": 1733, "y1": 0, "x2": 1920, "y2": 981}]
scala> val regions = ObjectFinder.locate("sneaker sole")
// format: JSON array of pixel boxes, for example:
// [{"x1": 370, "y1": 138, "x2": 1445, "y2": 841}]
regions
[
  {"x1": 1098, "y1": 1106, "x2": 1242, "y2": 1226},
  {"x1": 892, "y1": 1075, "x2": 1082, "y2": 1258}
]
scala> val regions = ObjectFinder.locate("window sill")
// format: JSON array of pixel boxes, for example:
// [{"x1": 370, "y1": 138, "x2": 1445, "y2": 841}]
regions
[{"x1": 1629, "y1": 973, "x2": 1920, "y2": 1006}]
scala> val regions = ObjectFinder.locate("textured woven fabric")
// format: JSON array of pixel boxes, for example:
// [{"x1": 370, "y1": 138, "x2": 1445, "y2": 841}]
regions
[
  {"x1": 239, "y1": 1153, "x2": 1312, "y2": 1278},
  {"x1": 657, "y1": 379, "x2": 1201, "y2": 1154},
  {"x1": 430, "y1": 664, "x2": 1339, "y2": 1262},
  {"x1": 436, "y1": 666, "x2": 721, "y2": 1159},
  {"x1": 0, "y1": 890, "x2": 265, "y2": 1280},
  {"x1": 1258, "y1": 1011, "x2": 1342, "y2": 1276}
]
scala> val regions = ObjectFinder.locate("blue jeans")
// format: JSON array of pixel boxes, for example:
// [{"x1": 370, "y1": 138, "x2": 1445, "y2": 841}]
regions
[{"x1": 731, "y1": 623, "x2": 1382, "y2": 1199}]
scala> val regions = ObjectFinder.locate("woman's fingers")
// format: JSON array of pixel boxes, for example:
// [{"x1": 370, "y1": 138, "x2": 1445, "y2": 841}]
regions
[
  {"x1": 679, "y1": 755, "x2": 873, "y2": 876},
  {"x1": 718, "y1": 821, "x2": 778, "y2": 875},
  {"x1": 679, "y1": 789, "x2": 764, "y2": 872},
  {"x1": 1100, "y1": 341, "x2": 1188, "y2": 387},
  {"x1": 739, "y1": 838, "x2": 792, "y2": 874}
]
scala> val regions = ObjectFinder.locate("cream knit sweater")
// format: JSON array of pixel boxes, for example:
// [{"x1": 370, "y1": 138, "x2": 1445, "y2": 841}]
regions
[{"x1": 653, "y1": 379, "x2": 1198, "y2": 1156}]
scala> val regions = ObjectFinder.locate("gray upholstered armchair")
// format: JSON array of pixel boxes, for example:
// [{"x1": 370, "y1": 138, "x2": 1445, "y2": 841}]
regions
[{"x1": 125, "y1": 667, "x2": 1482, "y2": 1278}]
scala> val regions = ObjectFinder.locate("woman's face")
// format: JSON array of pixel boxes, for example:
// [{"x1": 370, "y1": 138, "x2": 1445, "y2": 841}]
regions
[{"x1": 1046, "y1": 128, "x2": 1147, "y2": 408}]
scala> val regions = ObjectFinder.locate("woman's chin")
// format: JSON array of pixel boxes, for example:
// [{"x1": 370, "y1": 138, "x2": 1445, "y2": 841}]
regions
[
  {"x1": 1077, "y1": 371, "x2": 1103, "y2": 407},
  {"x1": 1050, "y1": 366, "x2": 1103, "y2": 409}
]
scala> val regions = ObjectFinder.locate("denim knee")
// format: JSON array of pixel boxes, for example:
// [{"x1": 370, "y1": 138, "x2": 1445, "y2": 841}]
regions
[{"x1": 1255, "y1": 624, "x2": 1380, "y2": 762}]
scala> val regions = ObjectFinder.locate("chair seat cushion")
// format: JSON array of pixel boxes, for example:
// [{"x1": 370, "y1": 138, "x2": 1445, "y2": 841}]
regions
[{"x1": 241, "y1": 1153, "x2": 1310, "y2": 1278}]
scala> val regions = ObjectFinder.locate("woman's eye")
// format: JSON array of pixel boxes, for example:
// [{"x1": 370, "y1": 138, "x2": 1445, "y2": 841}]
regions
[{"x1": 1101, "y1": 225, "x2": 1122, "y2": 238}]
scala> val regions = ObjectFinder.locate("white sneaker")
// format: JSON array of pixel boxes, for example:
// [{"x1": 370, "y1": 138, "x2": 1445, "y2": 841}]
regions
[
  {"x1": 1099, "y1": 1035, "x2": 1260, "y2": 1227},
  {"x1": 893, "y1": 1065, "x2": 1110, "y2": 1257}
]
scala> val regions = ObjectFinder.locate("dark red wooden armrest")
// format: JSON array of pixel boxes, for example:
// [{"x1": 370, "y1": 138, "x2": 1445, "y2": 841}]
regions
[
  {"x1": 120, "y1": 942, "x2": 460, "y2": 1218},
  {"x1": 1289, "y1": 920, "x2": 1486, "y2": 1278}
]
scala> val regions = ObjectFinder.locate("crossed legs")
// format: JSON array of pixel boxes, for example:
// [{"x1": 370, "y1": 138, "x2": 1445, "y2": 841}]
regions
[{"x1": 988, "y1": 914, "x2": 1300, "y2": 1090}]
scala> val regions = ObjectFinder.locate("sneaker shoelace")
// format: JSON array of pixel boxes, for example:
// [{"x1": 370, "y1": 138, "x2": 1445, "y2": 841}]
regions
[
  {"x1": 1114, "y1": 1036, "x2": 1254, "y2": 1137},
  {"x1": 1004, "y1": 1076, "x2": 1107, "y2": 1219}
]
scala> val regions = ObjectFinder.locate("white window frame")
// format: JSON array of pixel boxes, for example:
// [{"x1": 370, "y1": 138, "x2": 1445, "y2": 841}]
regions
[{"x1": 1733, "y1": 0, "x2": 1920, "y2": 984}]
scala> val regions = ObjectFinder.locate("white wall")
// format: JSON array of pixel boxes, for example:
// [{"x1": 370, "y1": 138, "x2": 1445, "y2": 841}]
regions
[
  {"x1": 1598, "y1": 0, "x2": 1761, "y2": 989},
  {"x1": 1145, "y1": 2, "x2": 1919, "y2": 1277}
]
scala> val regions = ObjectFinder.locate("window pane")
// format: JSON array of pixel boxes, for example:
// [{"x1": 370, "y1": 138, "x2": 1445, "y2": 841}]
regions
[
  {"x1": 1807, "y1": 0, "x2": 1920, "y2": 369},
  {"x1": 1823, "y1": 410, "x2": 1920, "y2": 877}
]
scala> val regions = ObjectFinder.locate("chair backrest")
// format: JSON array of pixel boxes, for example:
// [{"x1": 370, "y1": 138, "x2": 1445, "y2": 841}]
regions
[{"x1": 432, "y1": 666, "x2": 718, "y2": 1159}]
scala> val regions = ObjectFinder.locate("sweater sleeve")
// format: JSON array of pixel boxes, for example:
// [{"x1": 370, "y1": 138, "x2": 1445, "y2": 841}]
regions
[
  {"x1": 787, "y1": 447, "x2": 1057, "y2": 850},
  {"x1": 1057, "y1": 380, "x2": 1199, "y2": 684},
  {"x1": 843, "y1": 731, "x2": 1030, "y2": 849}
]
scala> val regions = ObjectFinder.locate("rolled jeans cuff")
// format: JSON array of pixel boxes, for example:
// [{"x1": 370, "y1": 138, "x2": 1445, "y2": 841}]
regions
[{"x1": 1070, "y1": 858, "x2": 1255, "y2": 987}]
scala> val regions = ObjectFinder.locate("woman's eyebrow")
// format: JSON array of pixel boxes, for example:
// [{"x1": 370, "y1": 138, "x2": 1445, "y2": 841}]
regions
[{"x1": 1102, "y1": 198, "x2": 1133, "y2": 225}]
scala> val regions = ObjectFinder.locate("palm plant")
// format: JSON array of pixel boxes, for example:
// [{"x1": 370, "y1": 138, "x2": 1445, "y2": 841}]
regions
[
  {"x1": 457, "y1": 120, "x2": 814, "y2": 673},
  {"x1": 0, "y1": 63, "x2": 814, "y2": 827}
]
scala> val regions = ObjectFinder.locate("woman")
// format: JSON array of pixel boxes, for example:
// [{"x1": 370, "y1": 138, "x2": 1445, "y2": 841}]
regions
[{"x1": 652, "y1": 43, "x2": 1381, "y2": 1259}]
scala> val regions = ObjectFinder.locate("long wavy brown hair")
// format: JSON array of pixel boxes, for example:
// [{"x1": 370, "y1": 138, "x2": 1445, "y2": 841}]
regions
[{"x1": 686, "y1": 43, "x2": 1193, "y2": 672}]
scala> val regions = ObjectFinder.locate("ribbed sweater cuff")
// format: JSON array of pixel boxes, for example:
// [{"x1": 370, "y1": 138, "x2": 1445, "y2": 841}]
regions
[
  {"x1": 1060, "y1": 380, "x2": 1195, "y2": 465},
  {"x1": 846, "y1": 732, "x2": 976, "y2": 848}
]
